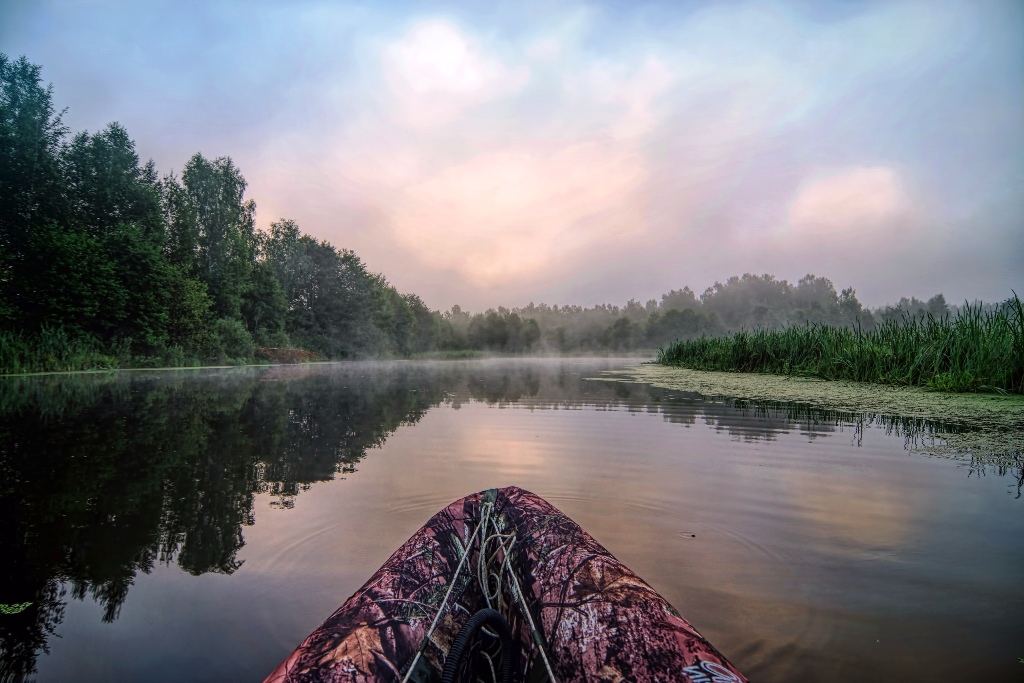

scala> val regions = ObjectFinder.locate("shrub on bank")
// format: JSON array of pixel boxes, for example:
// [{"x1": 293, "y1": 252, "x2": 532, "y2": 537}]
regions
[{"x1": 214, "y1": 318, "x2": 255, "y2": 363}]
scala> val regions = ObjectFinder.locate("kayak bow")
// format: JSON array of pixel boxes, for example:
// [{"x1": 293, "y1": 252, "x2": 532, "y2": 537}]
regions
[{"x1": 264, "y1": 486, "x2": 747, "y2": 683}]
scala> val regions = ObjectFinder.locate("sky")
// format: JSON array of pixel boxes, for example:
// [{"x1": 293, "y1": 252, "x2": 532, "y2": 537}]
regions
[{"x1": 2, "y1": 0, "x2": 1021, "y2": 311}]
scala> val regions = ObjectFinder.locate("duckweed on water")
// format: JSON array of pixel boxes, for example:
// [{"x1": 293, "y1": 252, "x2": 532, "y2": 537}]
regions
[{"x1": 602, "y1": 364, "x2": 1024, "y2": 463}]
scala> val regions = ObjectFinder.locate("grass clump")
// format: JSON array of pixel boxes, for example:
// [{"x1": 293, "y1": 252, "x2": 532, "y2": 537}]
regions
[{"x1": 657, "y1": 293, "x2": 1024, "y2": 395}]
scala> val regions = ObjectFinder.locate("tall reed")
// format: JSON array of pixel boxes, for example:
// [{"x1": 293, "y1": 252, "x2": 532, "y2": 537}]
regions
[
  {"x1": 657, "y1": 293, "x2": 1024, "y2": 394},
  {"x1": 0, "y1": 326, "x2": 119, "y2": 374}
]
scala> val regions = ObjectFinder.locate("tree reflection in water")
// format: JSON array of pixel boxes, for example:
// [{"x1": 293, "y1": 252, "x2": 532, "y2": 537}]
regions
[{"x1": 0, "y1": 365, "x2": 449, "y2": 680}]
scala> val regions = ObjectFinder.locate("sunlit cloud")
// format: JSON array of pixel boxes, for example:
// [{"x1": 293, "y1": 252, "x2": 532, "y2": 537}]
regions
[
  {"x1": 787, "y1": 167, "x2": 912, "y2": 239},
  {"x1": 386, "y1": 141, "x2": 648, "y2": 287},
  {"x1": 381, "y1": 20, "x2": 530, "y2": 127}
]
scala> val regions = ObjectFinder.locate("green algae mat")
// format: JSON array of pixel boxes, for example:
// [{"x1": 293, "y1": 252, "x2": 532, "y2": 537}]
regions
[{"x1": 601, "y1": 364, "x2": 1024, "y2": 462}]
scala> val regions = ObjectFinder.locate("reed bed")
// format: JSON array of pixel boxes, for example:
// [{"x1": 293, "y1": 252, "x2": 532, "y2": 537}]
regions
[
  {"x1": 0, "y1": 327, "x2": 122, "y2": 374},
  {"x1": 657, "y1": 294, "x2": 1024, "y2": 394}
]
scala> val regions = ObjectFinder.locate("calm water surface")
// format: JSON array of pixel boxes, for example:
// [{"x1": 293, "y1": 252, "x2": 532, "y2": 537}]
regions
[{"x1": 1, "y1": 359, "x2": 1022, "y2": 682}]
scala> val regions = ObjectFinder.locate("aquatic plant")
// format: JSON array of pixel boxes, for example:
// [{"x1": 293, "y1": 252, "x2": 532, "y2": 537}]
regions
[{"x1": 657, "y1": 293, "x2": 1024, "y2": 394}]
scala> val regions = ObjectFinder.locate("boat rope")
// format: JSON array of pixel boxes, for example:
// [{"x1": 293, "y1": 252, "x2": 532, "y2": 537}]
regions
[
  {"x1": 497, "y1": 539, "x2": 559, "y2": 683},
  {"x1": 478, "y1": 504, "x2": 559, "y2": 683},
  {"x1": 402, "y1": 496, "x2": 559, "y2": 683},
  {"x1": 400, "y1": 502, "x2": 490, "y2": 683}
]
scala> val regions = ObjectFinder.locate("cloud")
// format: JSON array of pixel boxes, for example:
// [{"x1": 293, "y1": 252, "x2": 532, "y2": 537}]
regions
[
  {"x1": 380, "y1": 19, "x2": 530, "y2": 127},
  {"x1": 525, "y1": 36, "x2": 563, "y2": 63},
  {"x1": 585, "y1": 56, "x2": 674, "y2": 139},
  {"x1": 384, "y1": 140, "x2": 648, "y2": 288},
  {"x1": 787, "y1": 166, "x2": 913, "y2": 239},
  {"x1": 315, "y1": 18, "x2": 677, "y2": 293}
]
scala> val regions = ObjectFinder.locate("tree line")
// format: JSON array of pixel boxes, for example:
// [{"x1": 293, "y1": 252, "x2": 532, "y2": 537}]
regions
[
  {"x1": 1, "y1": 55, "x2": 451, "y2": 370},
  {"x1": 1, "y1": 55, "x2": 979, "y2": 370},
  {"x1": 460, "y1": 274, "x2": 960, "y2": 354}
]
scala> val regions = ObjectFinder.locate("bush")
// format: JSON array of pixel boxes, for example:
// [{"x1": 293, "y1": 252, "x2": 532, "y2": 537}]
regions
[
  {"x1": 213, "y1": 318, "x2": 255, "y2": 362},
  {"x1": 255, "y1": 328, "x2": 290, "y2": 348}
]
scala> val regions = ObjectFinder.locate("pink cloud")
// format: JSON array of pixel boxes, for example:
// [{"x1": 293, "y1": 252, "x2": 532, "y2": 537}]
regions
[
  {"x1": 383, "y1": 140, "x2": 648, "y2": 288},
  {"x1": 787, "y1": 166, "x2": 912, "y2": 238}
]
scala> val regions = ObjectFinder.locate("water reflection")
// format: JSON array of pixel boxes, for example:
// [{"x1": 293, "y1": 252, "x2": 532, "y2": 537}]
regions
[
  {"x1": 0, "y1": 360, "x2": 1020, "y2": 680},
  {"x1": 0, "y1": 364, "x2": 446, "y2": 680}
]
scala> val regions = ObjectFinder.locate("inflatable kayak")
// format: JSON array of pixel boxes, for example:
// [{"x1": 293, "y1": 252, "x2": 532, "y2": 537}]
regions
[{"x1": 264, "y1": 486, "x2": 747, "y2": 683}]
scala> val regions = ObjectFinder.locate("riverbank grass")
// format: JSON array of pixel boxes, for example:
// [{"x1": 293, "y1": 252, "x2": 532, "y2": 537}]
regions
[
  {"x1": 0, "y1": 327, "x2": 122, "y2": 374},
  {"x1": 657, "y1": 294, "x2": 1023, "y2": 394}
]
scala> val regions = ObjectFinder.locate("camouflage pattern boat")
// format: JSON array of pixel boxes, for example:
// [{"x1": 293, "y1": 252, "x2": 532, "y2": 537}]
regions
[{"x1": 264, "y1": 486, "x2": 747, "y2": 683}]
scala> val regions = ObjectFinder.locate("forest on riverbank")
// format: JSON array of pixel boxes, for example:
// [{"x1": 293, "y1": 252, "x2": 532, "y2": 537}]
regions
[
  {"x1": 1, "y1": 55, "x2": 1007, "y2": 373},
  {"x1": 1, "y1": 55, "x2": 448, "y2": 372}
]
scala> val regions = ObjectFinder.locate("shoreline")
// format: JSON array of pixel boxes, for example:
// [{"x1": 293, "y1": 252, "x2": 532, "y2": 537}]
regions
[{"x1": 0, "y1": 353, "x2": 657, "y2": 379}]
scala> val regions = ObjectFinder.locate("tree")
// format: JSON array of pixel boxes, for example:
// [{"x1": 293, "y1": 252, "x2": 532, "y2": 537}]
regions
[
  {"x1": 926, "y1": 293, "x2": 949, "y2": 319},
  {"x1": 601, "y1": 316, "x2": 641, "y2": 350},
  {"x1": 242, "y1": 261, "x2": 288, "y2": 346},
  {"x1": 64, "y1": 123, "x2": 162, "y2": 240},
  {"x1": 17, "y1": 223, "x2": 124, "y2": 336},
  {"x1": 646, "y1": 308, "x2": 715, "y2": 347},
  {"x1": 403, "y1": 294, "x2": 437, "y2": 354},
  {"x1": 62, "y1": 123, "x2": 172, "y2": 349},
  {"x1": 0, "y1": 54, "x2": 68, "y2": 326},
  {"x1": 166, "y1": 273, "x2": 214, "y2": 354},
  {"x1": 164, "y1": 154, "x2": 256, "y2": 321},
  {"x1": 466, "y1": 310, "x2": 540, "y2": 353}
]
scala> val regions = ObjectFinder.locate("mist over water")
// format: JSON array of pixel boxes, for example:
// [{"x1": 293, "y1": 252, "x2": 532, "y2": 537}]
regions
[{"x1": 1, "y1": 359, "x2": 1022, "y2": 682}]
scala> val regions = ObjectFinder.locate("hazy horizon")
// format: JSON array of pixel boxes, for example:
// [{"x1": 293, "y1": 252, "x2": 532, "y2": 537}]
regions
[{"x1": 2, "y1": 0, "x2": 1021, "y2": 311}]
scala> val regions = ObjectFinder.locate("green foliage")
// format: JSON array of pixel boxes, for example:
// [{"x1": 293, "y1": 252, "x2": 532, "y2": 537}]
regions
[
  {"x1": 164, "y1": 154, "x2": 256, "y2": 320},
  {"x1": 1, "y1": 54, "x2": 69, "y2": 327},
  {"x1": 64, "y1": 123, "x2": 163, "y2": 240},
  {"x1": 243, "y1": 261, "x2": 288, "y2": 346},
  {"x1": 213, "y1": 318, "x2": 255, "y2": 362},
  {"x1": 166, "y1": 273, "x2": 215, "y2": 353},
  {"x1": 261, "y1": 224, "x2": 435, "y2": 359},
  {"x1": 403, "y1": 294, "x2": 438, "y2": 355},
  {"x1": 18, "y1": 223, "x2": 125, "y2": 334},
  {"x1": 657, "y1": 294, "x2": 1024, "y2": 395},
  {"x1": 600, "y1": 317, "x2": 642, "y2": 351},
  {"x1": 0, "y1": 55, "x2": 398, "y2": 371},
  {"x1": 875, "y1": 293, "x2": 950, "y2": 325},
  {"x1": 645, "y1": 308, "x2": 724, "y2": 348},
  {"x1": 102, "y1": 223, "x2": 175, "y2": 350},
  {"x1": 502, "y1": 275, "x2": 883, "y2": 355}
]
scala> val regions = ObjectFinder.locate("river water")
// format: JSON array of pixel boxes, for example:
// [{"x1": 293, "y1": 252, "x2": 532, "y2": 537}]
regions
[{"x1": 1, "y1": 359, "x2": 1021, "y2": 682}]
